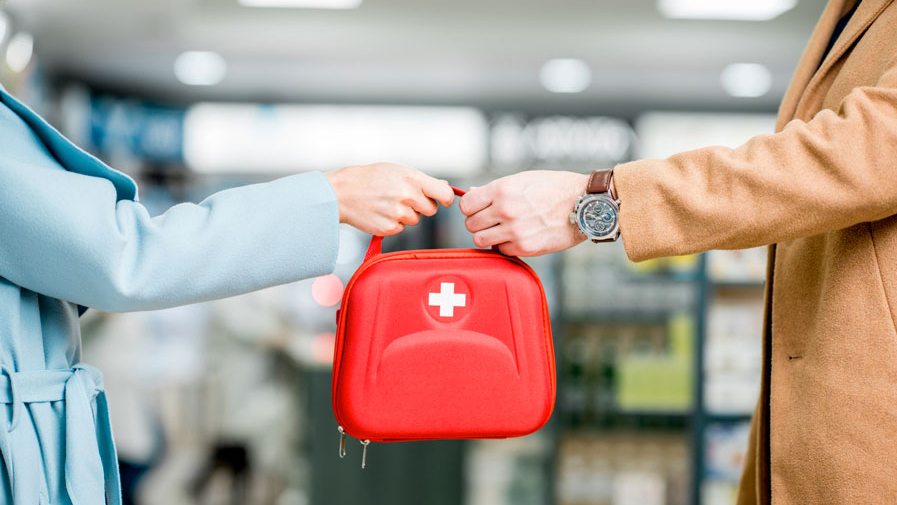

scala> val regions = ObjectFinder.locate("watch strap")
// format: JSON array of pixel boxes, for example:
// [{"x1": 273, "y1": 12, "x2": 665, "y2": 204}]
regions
[
  {"x1": 586, "y1": 169, "x2": 613, "y2": 195},
  {"x1": 581, "y1": 169, "x2": 620, "y2": 243}
]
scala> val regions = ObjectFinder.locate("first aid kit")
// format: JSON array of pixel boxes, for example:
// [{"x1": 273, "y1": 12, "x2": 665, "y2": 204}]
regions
[{"x1": 332, "y1": 187, "x2": 556, "y2": 468}]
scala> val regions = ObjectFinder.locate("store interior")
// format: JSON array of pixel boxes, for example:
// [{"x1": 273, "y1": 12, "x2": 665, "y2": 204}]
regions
[{"x1": 0, "y1": 1, "x2": 826, "y2": 504}]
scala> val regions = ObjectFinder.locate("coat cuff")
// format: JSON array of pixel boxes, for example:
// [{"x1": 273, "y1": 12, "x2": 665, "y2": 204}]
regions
[
  {"x1": 274, "y1": 171, "x2": 341, "y2": 281},
  {"x1": 614, "y1": 159, "x2": 683, "y2": 263}
]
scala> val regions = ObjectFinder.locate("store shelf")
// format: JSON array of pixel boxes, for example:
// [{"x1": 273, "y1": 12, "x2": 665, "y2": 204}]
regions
[
  {"x1": 697, "y1": 253, "x2": 766, "y2": 505},
  {"x1": 707, "y1": 281, "x2": 765, "y2": 290},
  {"x1": 562, "y1": 411, "x2": 693, "y2": 430},
  {"x1": 554, "y1": 250, "x2": 700, "y2": 505},
  {"x1": 616, "y1": 274, "x2": 702, "y2": 284},
  {"x1": 704, "y1": 412, "x2": 753, "y2": 424},
  {"x1": 561, "y1": 311, "x2": 688, "y2": 325}
]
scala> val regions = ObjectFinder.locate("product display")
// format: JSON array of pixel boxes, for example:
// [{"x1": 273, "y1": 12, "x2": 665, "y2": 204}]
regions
[
  {"x1": 706, "y1": 249, "x2": 767, "y2": 284},
  {"x1": 704, "y1": 299, "x2": 763, "y2": 414},
  {"x1": 555, "y1": 239, "x2": 697, "y2": 505},
  {"x1": 466, "y1": 436, "x2": 552, "y2": 505},
  {"x1": 560, "y1": 314, "x2": 695, "y2": 421},
  {"x1": 698, "y1": 248, "x2": 765, "y2": 503},
  {"x1": 556, "y1": 235, "x2": 765, "y2": 505},
  {"x1": 562, "y1": 242, "x2": 698, "y2": 315},
  {"x1": 557, "y1": 432, "x2": 689, "y2": 505},
  {"x1": 701, "y1": 422, "x2": 752, "y2": 505},
  {"x1": 616, "y1": 315, "x2": 694, "y2": 412}
]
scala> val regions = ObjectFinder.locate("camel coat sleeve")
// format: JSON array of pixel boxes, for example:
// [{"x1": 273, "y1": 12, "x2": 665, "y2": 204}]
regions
[{"x1": 614, "y1": 59, "x2": 897, "y2": 262}]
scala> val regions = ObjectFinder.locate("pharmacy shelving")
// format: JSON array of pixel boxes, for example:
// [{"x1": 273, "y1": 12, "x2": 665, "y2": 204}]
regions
[{"x1": 552, "y1": 245, "x2": 766, "y2": 505}]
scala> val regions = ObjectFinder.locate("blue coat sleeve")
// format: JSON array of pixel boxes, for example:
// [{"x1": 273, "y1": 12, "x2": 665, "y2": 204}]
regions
[{"x1": 0, "y1": 101, "x2": 339, "y2": 312}]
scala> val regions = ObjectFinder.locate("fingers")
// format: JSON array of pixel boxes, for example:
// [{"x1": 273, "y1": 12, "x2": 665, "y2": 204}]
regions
[
  {"x1": 406, "y1": 192, "x2": 439, "y2": 217},
  {"x1": 459, "y1": 185, "x2": 493, "y2": 216},
  {"x1": 472, "y1": 224, "x2": 513, "y2": 249},
  {"x1": 398, "y1": 208, "x2": 421, "y2": 226},
  {"x1": 381, "y1": 223, "x2": 405, "y2": 236},
  {"x1": 335, "y1": 162, "x2": 457, "y2": 236},
  {"x1": 378, "y1": 206, "x2": 422, "y2": 235},
  {"x1": 497, "y1": 243, "x2": 524, "y2": 257},
  {"x1": 465, "y1": 205, "x2": 501, "y2": 233},
  {"x1": 417, "y1": 174, "x2": 455, "y2": 207}
]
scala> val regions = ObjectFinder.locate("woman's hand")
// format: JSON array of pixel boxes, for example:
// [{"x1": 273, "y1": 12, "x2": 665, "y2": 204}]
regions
[{"x1": 325, "y1": 163, "x2": 455, "y2": 236}]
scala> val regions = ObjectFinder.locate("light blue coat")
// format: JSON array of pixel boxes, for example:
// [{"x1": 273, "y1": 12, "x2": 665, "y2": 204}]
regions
[{"x1": 0, "y1": 85, "x2": 339, "y2": 504}]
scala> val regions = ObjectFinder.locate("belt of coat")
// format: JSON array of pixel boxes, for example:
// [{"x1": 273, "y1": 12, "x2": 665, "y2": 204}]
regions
[{"x1": 0, "y1": 364, "x2": 121, "y2": 505}]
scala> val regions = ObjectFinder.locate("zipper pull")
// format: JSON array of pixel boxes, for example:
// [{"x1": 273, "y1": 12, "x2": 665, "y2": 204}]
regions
[
  {"x1": 338, "y1": 426, "x2": 347, "y2": 459},
  {"x1": 360, "y1": 440, "x2": 370, "y2": 469}
]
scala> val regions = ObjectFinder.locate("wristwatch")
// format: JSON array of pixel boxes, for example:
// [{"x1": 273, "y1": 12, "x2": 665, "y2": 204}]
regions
[{"x1": 569, "y1": 169, "x2": 620, "y2": 242}]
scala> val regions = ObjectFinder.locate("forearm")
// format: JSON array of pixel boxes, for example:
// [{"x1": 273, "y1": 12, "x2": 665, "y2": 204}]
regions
[
  {"x1": 615, "y1": 79, "x2": 897, "y2": 262},
  {"x1": 0, "y1": 168, "x2": 339, "y2": 312}
]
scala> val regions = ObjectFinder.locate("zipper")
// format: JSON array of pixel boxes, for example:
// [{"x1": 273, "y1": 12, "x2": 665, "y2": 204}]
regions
[
  {"x1": 337, "y1": 425, "x2": 372, "y2": 468},
  {"x1": 360, "y1": 439, "x2": 371, "y2": 469},
  {"x1": 337, "y1": 425, "x2": 347, "y2": 458}
]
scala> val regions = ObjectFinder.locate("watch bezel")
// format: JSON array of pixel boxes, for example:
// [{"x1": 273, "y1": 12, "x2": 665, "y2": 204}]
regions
[{"x1": 573, "y1": 193, "x2": 620, "y2": 241}]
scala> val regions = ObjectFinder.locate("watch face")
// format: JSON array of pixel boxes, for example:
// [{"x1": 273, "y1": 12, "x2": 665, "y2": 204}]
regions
[{"x1": 577, "y1": 195, "x2": 619, "y2": 239}]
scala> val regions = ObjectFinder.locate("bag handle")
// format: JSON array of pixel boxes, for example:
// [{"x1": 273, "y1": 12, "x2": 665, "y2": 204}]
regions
[{"x1": 363, "y1": 186, "x2": 496, "y2": 261}]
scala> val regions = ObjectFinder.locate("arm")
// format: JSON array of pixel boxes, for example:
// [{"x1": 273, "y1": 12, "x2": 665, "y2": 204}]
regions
[
  {"x1": 0, "y1": 103, "x2": 453, "y2": 312},
  {"x1": 461, "y1": 62, "x2": 897, "y2": 259},
  {"x1": 616, "y1": 64, "x2": 897, "y2": 261},
  {"x1": 0, "y1": 158, "x2": 339, "y2": 312}
]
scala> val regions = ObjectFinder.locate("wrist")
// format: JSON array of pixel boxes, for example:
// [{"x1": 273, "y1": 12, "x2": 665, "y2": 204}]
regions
[
  {"x1": 573, "y1": 172, "x2": 590, "y2": 201},
  {"x1": 570, "y1": 172, "x2": 590, "y2": 224}
]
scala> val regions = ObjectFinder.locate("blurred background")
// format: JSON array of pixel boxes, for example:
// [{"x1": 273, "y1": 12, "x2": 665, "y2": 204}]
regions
[{"x1": 0, "y1": 0, "x2": 826, "y2": 504}]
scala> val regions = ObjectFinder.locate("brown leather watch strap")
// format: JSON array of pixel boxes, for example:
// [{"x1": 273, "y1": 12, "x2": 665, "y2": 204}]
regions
[{"x1": 586, "y1": 169, "x2": 613, "y2": 195}]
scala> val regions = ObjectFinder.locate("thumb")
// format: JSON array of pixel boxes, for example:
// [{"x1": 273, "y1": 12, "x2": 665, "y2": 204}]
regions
[
  {"x1": 459, "y1": 185, "x2": 493, "y2": 216},
  {"x1": 420, "y1": 176, "x2": 455, "y2": 207}
]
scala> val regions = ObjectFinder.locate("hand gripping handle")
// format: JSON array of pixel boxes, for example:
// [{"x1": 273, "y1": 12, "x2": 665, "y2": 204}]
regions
[{"x1": 362, "y1": 186, "x2": 496, "y2": 261}]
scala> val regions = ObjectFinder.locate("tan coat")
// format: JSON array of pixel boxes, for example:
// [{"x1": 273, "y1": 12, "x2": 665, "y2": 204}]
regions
[{"x1": 613, "y1": 0, "x2": 897, "y2": 503}]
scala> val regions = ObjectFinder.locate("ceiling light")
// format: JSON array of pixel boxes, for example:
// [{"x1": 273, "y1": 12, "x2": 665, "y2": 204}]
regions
[
  {"x1": 238, "y1": 0, "x2": 362, "y2": 9},
  {"x1": 657, "y1": 0, "x2": 798, "y2": 20},
  {"x1": 6, "y1": 32, "x2": 33, "y2": 73},
  {"x1": 539, "y1": 59, "x2": 592, "y2": 94},
  {"x1": 173, "y1": 51, "x2": 227, "y2": 86},
  {"x1": 720, "y1": 63, "x2": 772, "y2": 98}
]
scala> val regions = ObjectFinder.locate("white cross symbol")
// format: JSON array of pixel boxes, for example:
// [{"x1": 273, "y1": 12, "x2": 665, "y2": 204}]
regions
[{"x1": 428, "y1": 282, "x2": 466, "y2": 317}]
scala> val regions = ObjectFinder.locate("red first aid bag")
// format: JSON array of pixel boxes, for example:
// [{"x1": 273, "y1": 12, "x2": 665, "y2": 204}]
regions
[{"x1": 332, "y1": 187, "x2": 555, "y2": 467}]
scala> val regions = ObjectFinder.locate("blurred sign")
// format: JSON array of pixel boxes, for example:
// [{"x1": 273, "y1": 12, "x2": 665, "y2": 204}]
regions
[
  {"x1": 183, "y1": 103, "x2": 487, "y2": 176},
  {"x1": 489, "y1": 114, "x2": 636, "y2": 171},
  {"x1": 89, "y1": 95, "x2": 184, "y2": 163},
  {"x1": 77, "y1": 91, "x2": 642, "y2": 175}
]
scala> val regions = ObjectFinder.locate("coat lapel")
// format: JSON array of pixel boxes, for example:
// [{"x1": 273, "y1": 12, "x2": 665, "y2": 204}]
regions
[
  {"x1": 787, "y1": 0, "x2": 895, "y2": 123},
  {"x1": 776, "y1": 0, "x2": 848, "y2": 130},
  {"x1": 0, "y1": 87, "x2": 138, "y2": 202}
]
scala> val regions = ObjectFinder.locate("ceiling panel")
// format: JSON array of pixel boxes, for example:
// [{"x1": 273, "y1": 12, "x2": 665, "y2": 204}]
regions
[{"x1": 3, "y1": 0, "x2": 826, "y2": 112}]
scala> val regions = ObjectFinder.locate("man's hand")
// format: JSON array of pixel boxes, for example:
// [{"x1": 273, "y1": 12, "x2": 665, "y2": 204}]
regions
[
  {"x1": 325, "y1": 163, "x2": 454, "y2": 236},
  {"x1": 460, "y1": 170, "x2": 589, "y2": 256}
]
